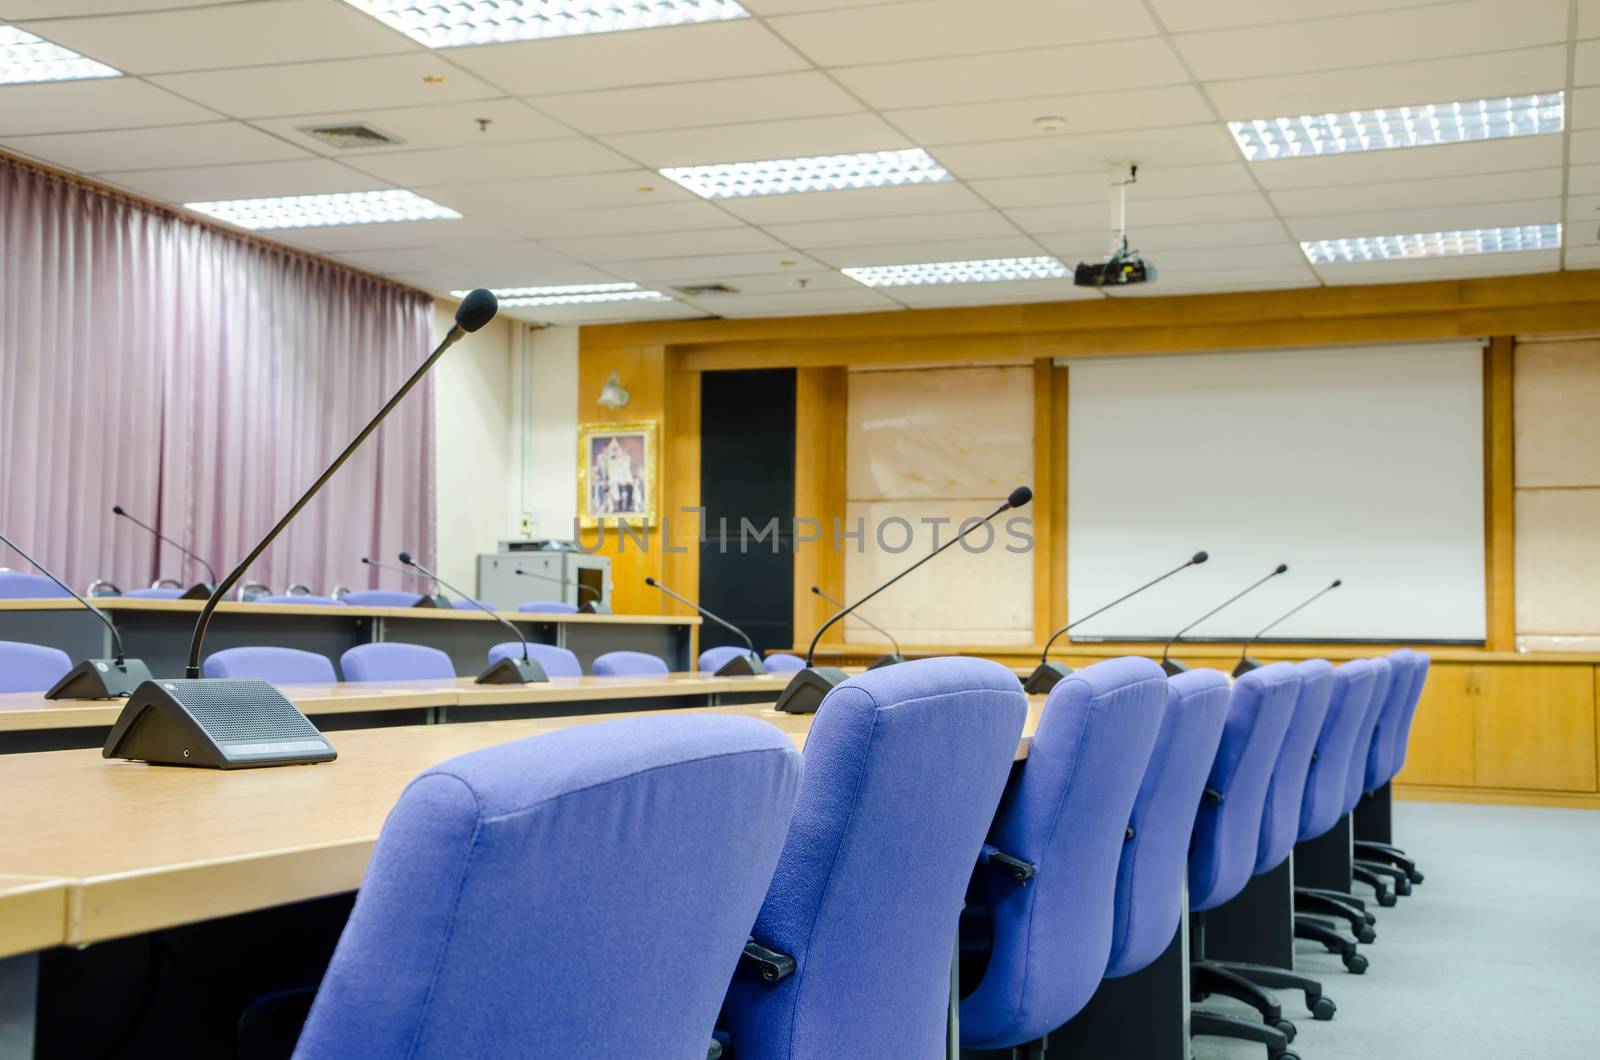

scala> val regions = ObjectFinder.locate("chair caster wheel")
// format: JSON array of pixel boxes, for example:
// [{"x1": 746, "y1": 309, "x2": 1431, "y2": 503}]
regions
[
  {"x1": 1362, "y1": 912, "x2": 1377, "y2": 925},
  {"x1": 1408, "y1": 870, "x2": 1424, "y2": 885},
  {"x1": 1275, "y1": 1018, "x2": 1296, "y2": 1043},
  {"x1": 1376, "y1": 890, "x2": 1398, "y2": 907},
  {"x1": 1272, "y1": 1050, "x2": 1301, "y2": 1060},
  {"x1": 1343, "y1": 952, "x2": 1369, "y2": 974},
  {"x1": 1309, "y1": 995, "x2": 1336, "y2": 1021},
  {"x1": 1355, "y1": 925, "x2": 1376, "y2": 944}
]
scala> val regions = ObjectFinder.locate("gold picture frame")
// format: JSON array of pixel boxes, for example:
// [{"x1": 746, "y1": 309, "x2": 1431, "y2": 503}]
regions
[{"x1": 577, "y1": 421, "x2": 658, "y2": 529}]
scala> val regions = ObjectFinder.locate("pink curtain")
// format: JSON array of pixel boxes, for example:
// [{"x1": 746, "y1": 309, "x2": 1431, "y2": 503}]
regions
[{"x1": 0, "y1": 156, "x2": 436, "y2": 595}]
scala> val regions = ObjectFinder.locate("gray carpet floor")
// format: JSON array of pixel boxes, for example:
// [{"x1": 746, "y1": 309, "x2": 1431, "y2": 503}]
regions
[{"x1": 1194, "y1": 801, "x2": 1600, "y2": 1060}]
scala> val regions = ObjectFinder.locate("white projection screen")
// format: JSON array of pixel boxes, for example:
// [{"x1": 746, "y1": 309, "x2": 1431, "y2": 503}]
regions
[{"x1": 1066, "y1": 342, "x2": 1486, "y2": 643}]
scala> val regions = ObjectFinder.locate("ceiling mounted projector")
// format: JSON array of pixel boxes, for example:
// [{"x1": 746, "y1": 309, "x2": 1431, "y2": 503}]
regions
[{"x1": 1075, "y1": 161, "x2": 1156, "y2": 288}]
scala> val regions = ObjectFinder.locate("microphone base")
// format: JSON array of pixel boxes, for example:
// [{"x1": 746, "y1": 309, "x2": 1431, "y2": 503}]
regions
[
  {"x1": 1023, "y1": 661, "x2": 1074, "y2": 694},
  {"x1": 45, "y1": 657, "x2": 154, "y2": 700},
  {"x1": 179, "y1": 583, "x2": 215, "y2": 600},
  {"x1": 774, "y1": 667, "x2": 849, "y2": 714},
  {"x1": 867, "y1": 653, "x2": 906, "y2": 670},
  {"x1": 476, "y1": 655, "x2": 549, "y2": 684},
  {"x1": 1231, "y1": 656, "x2": 1264, "y2": 678},
  {"x1": 580, "y1": 601, "x2": 611, "y2": 614},
  {"x1": 1160, "y1": 659, "x2": 1190, "y2": 676},
  {"x1": 411, "y1": 595, "x2": 448, "y2": 609},
  {"x1": 102, "y1": 679, "x2": 336, "y2": 769},
  {"x1": 713, "y1": 652, "x2": 767, "y2": 676}
]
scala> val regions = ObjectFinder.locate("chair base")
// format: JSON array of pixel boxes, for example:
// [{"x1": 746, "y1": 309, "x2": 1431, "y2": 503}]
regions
[
  {"x1": 1294, "y1": 888, "x2": 1376, "y2": 942},
  {"x1": 1352, "y1": 863, "x2": 1398, "y2": 905},
  {"x1": 1294, "y1": 917, "x2": 1368, "y2": 974},
  {"x1": 1190, "y1": 1010, "x2": 1299, "y2": 1060},
  {"x1": 1356, "y1": 859, "x2": 1412, "y2": 897},
  {"x1": 1356, "y1": 840, "x2": 1424, "y2": 884},
  {"x1": 1213, "y1": 960, "x2": 1336, "y2": 1021}
]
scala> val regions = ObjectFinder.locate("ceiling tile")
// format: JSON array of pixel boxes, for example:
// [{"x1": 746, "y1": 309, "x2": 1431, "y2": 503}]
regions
[
  {"x1": 0, "y1": 79, "x2": 218, "y2": 136},
  {"x1": 1, "y1": 121, "x2": 311, "y2": 174},
  {"x1": 600, "y1": 113, "x2": 910, "y2": 168},
  {"x1": 701, "y1": 288, "x2": 902, "y2": 317},
  {"x1": 1124, "y1": 244, "x2": 1310, "y2": 271},
  {"x1": 267, "y1": 215, "x2": 512, "y2": 253},
  {"x1": 1149, "y1": 0, "x2": 1434, "y2": 33},
  {"x1": 342, "y1": 138, "x2": 635, "y2": 186},
  {"x1": 501, "y1": 299, "x2": 708, "y2": 325},
  {"x1": 541, "y1": 227, "x2": 788, "y2": 263},
  {"x1": 1248, "y1": 136, "x2": 1565, "y2": 190},
  {"x1": 765, "y1": 0, "x2": 1155, "y2": 66},
  {"x1": 1171, "y1": 0, "x2": 1567, "y2": 82},
  {"x1": 1007, "y1": 191, "x2": 1276, "y2": 234},
  {"x1": 1271, "y1": 168, "x2": 1564, "y2": 217},
  {"x1": 970, "y1": 163, "x2": 1255, "y2": 208},
  {"x1": 884, "y1": 278, "x2": 1102, "y2": 307},
  {"x1": 810, "y1": 235, "x2": 1049, "y2": 268},
  {"x1": 250, "y1": 99, "x2": 570, "y2": 156},
  {"x1": 742, "y1": 0, "x2": 902, "y2": 11},
  {"x1": 1562, "y1": 192, "x2": 1600, "y2": 228},
  {"x1": 416, "y1": 171, "x2": 697, "y2": 214},
  {"x1": 1570, "y1": 129, "x2": 1600, "y2": 165},
  {"x1": 762, "y1": 209, "x2": 1019, "y2": 250},
  {"x1": 1034, "y1": 219, "x2": 1291, "y2": 256},
  {"x1": 1578, "y1": 39, "x2": 1600, "y2": 86},
  {"x1": 1315, "y1": 249, "x2": 1559, "y2": 284},
  {"x1": 1105, "y1": 272, "x2": 1320, "y2": 296},
  {"x1": 604, "y1": 251, "x2": 829, "y2": 280},
  {"x1": 1566, "y1": 163, "x2": 1600, "y2": 195},
  {"x1": 101, "y1": 157, "x2": 383, "y2": 202},
  {"x1": 831, "y1": 37, "x2": 1188, "y2": 111},
  {"x1": 885, "y1": 85, "x2": 1213, "y2": 148},
  {"x1": 15, "y1": 0, "x2": 414, "y2": 75},
  {"x1": 531, "y1": 71, "x2": 861, "y2": 137},
  {"x1": 661, "y1": 270, "x2": 860, "y2": 294},
  {"x1": 1286, "y1": 199, "x2": 1563, "y2": 241},
  {"x1": 443, "y1": 20, "x2": 809, "y2": 96},
  {"x1": 0, "y1": 0, "x2": 236, "y2": 12},
  {"x1": 718, "y1": 182, "x2": 988, "y2": 225},
  {"x1": 1572, "y1": 86, "x2": 1600, "y2": 130},
  {"x1": 933, "y1": 125, "x2": 1239, "y2": 181},
  {"x1": 336, "y1": 240, "x2": 578, "y2": 274},
  {"x1": 1113, "y1": 264, "x2": 1318, "y2": 289},
  {"x1": 386, "y1": 263, "x2": 620, "y2": 294},
  {"x1": 501, "y1": 201, "x2": 746, "y2": 241},
  {"x1": 1563, "y1": 244, "x2": 1600, "y2": 267},
  {"x1": 149, "y1": 54, "x2": 501, "y2": 119},
  {"x1": 1582, "y1": 0, "x2": 1600, "y2": 37}
]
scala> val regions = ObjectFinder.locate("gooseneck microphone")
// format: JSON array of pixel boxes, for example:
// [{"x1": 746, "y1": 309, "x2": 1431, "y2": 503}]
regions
[
  {"x1": 517, "y1": 568, "x2": 608, "y2": 613},
  {"x1": 0, "y1": 531, "x2": 154, "y2": 699},
  {"x1": 101, "y1": 289, "x2": 498, "y2": 770},
  {"x1": 810, "y1": 585, "x2": 904, "y2": 670},
  {"x1": 645, "y1": 576, "x2": 763, "y2": 675},
  {"x1": 112, "y1": 504, "x2": 217, "y2": 597},
  {"x1": 1024, "y1": 550, "x2": 1209, "y2": 693},
  {"x1": 776, "y1": 485, "x2": 1032, "y2": 714},
  {"x1": 360, "y1": 556, "x2": 448, "y2": 607},
  {"x1": 400, "y1": 552, "x2": 547, "y2": 684},
  {"x1": 1234, "y1": 578, "x2": 1342, "y2": 677},
  {"x1": 1160, "y1": 562, "x2": 1288, "y2": 675}
]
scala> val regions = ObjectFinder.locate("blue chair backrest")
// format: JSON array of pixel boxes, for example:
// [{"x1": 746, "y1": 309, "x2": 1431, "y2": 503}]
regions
[
  {"x1": 341, "y1": 643, "x2": 456, "y2": 682},
  {"x1": 517, "y1": 600, "x2": 579, "y2": 614},
  {"x1": 593, "y1": 651, "x2": 669, "y2": 677},
  {"x1": 201, "y1": 646, "x2": 336, "y2": 684},
  {"x1": 698, "y1": 645, "x2": 758, "y2": 672},
  {"x1": 124, "y1": 586, "x2": 186, "y2": 599},
  {"x1": 959, "y1": 657, "x2": 1168, "y2": 1049},
  {"x1": 1188, "y1": 661, "x2": 1299, "y2": 912},
  {"x1": 0, "y1": 573, "x2": 69, "y2": 599},
  {"x1": 722, "y1": 658, "x2": 1026, "y2": 1060},
  {"x1": 1104, "y1": 668, "x2": 1231, "y2": 978},
  {"x1": 1364, "y1": 650, "x2": 1420, "y2": 792},
  {"x1": 488, "y1": 641, "x2": 584, "y2": 677},
  {"x1": 253, "y1": 594, "x2": 344, "y2": 606},
  {"x1": 341, "y1": 590, "x2": 425, "y2": 608},
  {"x1": 295, "y1": 714, "x2": 802, "y2": 1059},
  {"x1": 1253, "y1": 659, "x2": 1334, "y2": 874},
  {"x1": 0, "y1": 640, "x2": 72, "y2": 692},
  {"x1": 765, "y1": 653, "x2": 805, "y2": 672},
  {"x1": 1297, "y1": 659, "x2": 1378, "y2": 842},
  {"x1": 1342, "y1": 657, "x2": 1392, "y2": 815},
  {"x1": 451, "y1": 598, "x2": 497, "y2": 610},
  {"x1": 1383, "y1": 652, "x2": 1431, "y2": 784}
]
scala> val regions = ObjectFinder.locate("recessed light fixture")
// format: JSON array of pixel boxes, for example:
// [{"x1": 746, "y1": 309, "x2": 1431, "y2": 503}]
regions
[
  {"x1": 185, "y1": 190, "x2": 461, "y2": 230},
  {"x1": 661, "y1": 148, "x2": 951, "y2": 199},
  {"x1": 341, "y1": 0, "x2": 749, "y2": 48},
  {"x1": 453, "y1": 283, "x2": 672, "y2": 307},
  {"x1": 1301, "y1": 223, "x2": 1561, "y2": 265},
  {"x1": 1231, "y1": 92, "x2": 1563, "y2": 161},
  {"x1": 0, "y1": 26, "x2": 120, "y2": 84},
  {"x1": 842, "y1": 256, "x2": 1070, "y2": 287}
]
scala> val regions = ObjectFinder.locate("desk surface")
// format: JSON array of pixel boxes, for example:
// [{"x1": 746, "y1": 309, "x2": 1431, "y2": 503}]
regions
[
  {"x1": 0, "y1": 875, "x2": 67, "y2": 959},
  {"x1": 0, "y1": 596, "x2": 698, "y2": 626},
  {"x1": 0, "y1": 696, "x2": 1043, "y2": 946}
]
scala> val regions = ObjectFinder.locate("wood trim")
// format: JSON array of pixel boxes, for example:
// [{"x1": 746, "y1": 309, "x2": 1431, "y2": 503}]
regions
[
  {"x1": 793, "y1": 367, "x2": 848, "y2": 640},
  {"x1": 1485, "y1": 337, "x2": 1516, "y2": 650},
  {"x1": 1394, "y1": 782, "x2": 1600, "y2": 810},
  {"x1": 1030, "y1": 362, "x2": 1068, "y2": 643},
  {"x1": 663, "y1": 356, "x2": 702, "y2": 660}
]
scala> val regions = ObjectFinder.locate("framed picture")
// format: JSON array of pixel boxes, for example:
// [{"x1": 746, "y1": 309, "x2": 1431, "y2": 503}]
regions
[{"x1": 577, "y1": 421, "x2": 658, "y2": 528}]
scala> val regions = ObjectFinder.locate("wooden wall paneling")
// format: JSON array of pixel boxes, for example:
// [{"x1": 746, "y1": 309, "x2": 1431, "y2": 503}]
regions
[
  {"x1": 1484, "y1": 338, "x2": 1516, "y2": 650},
  {"x1": 1394, "y1": 662, "x2": 1476, "y2": 788},
  {"x1": 1031, "y1": 361, "x2": 1068, "y2": 643},
  {"x1": 1471, "y1": 663, "x2": 1597, "y2": 792},
  {"x1": 792, "y1": 366, "x2": 847, "y2": 646},
  {"x1": 662, "y1": 357, "x2": 702, "y2": 661}
]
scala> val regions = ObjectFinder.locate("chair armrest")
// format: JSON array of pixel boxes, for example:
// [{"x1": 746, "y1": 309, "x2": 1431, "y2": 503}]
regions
[
  {"x1": 741, "y1": 939, "x2": 796, "y2": 983},
  {"x1": 980, "y1": 843, "x2": 1037, "y2": 882}
]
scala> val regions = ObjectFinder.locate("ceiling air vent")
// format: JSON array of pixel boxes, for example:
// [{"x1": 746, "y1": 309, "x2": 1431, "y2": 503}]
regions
[
  {"x1": 673, "y1": 283, "x2": 740, "y2": 297},
  {"x1": 300, "y1": 124, "x2": 400, "y2": 149}
]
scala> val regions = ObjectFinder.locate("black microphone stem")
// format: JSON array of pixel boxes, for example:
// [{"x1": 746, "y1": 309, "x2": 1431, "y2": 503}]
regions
[
  {"x1": 1040, "y1": 553, "x2": 1205, "y2": 663},
  {"x1": 811, "y1": 585, "x2": 900, "y2": 657},
  {"x1": 362, "y1": 555, "x2": 435, "y2": 592},
  {"x1": 1240, "y1": 579, "x2": 1342, "y2": 661},
  {"x1": 0, "y1": 531, "x2": 128, "y2": 662},
  {"x1": 112, "y1": 505, "x2": 217, "y2": 583},
  {"x1": 647, "y1": 578, "x2": 754, "y2": 654},
  {"x1": 1161, "y1": 564, "x2": 1288, "y2": 665},
  {"x1": 404, "y1": 555, "x2": 529, "y2": 661}
]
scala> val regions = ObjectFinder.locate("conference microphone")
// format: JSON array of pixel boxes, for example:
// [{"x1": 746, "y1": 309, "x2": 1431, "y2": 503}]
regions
[
  {"x1": 516, "y1": 567, "x2": 609, "y2": 614},
  {"x1": 102, "y1": 288, "x2": 499, "y2": 769},
  {"x1": 1024, "y1": 550, "x2": 1209, "y2": 694},
  {"x1": 776, "y1": 485, "x2": 1032, "y2": 714},
  {"x1": 112, "y1": 504, "x2": 218, "y2": 598},
  {"x1": 1234, "y1": 578, "x2": 1342, "y2": 677},
  {"x1": 359, "y1": 555, "x2": 449, "y2": 607},
  {"x1": 810, "y1": 585, "x2": 904, "y2": 670},
  {"x1": 644, "y1": 576, "x2": 763, "y2": 675},
  {"x1": 1160, "y1": 562, "x2": 1289, "y2": 676},
  {"x1": 400, "y1": 552, "x2": 546, "y2": 685},
  {"x1": 0, "y1": 531, "x2": 154, "y2": 699}
]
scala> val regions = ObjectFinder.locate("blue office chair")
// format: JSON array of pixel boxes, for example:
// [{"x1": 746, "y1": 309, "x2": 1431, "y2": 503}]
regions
[
  {"x1": 1355, "y1": 651, "x2": 1432, "y2": 888},
  {"x1": 593, "y1": 651, "x2": 669, "y2": 677},
  {"x1": 0, "y1": 640, "x2": 72, "y2": 692},
  {"x1": 341, "y1": 589, "x2": 426, "y2": 608},
  {"x1": 201, "y1": 647, "x2": 337, "y2": 684},
  {"x1": 125, "y1": 586, "x2": 187, "y2": 599},
  {"x1": 958, "y1": 657, "x2": 1168, "y2": 1052},
  {"x1": 294, "y1": 714, "x2": 802, "y2": 1058},
  {"x1": 451, "y1": 598, "x2": 498, "y2": 610},
  {"x1": 1350, "y1": 651, "x2": 1419, "y2": 902},
  {"x1": 765, "y1": 653, "x2": 805, "y2": 672},
  {"x1": 488, "y1": 642, "x2": 584, "y2": 677},
  {"x1": 698, "y1": 645, "x2": 762, "y2": 672},
  {"x1": 253, "y1": 594, "x2": 344, "y2": 606},
  {"x1": 340, "y1": 643, "x2": 455, "y2": 682},
  {"x1": 721, "y1": 658, "x2": 1027, "y2": 1059},
  {"x1": 0, "y1": 572, "x2": 70, "y2": 599},
  {"x1": 517, "y1": 600, "x2": 580, "y2": 614}
]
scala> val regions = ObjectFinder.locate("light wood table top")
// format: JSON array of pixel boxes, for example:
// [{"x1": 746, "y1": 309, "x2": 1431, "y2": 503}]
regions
[
  {"x1": 0, "y1": 875, "x2": 67, "y2": 959},
  {"x1": 0, "y1": 596, "x2": 698, "y2": 626},
  {"x1": 0, "y1": 695, "x2": 1044, "y2": 947}
]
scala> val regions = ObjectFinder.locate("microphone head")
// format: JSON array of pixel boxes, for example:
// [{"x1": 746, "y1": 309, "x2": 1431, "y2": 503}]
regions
[
  {"x1": 810, "y1": 585, "x2": 823, "y2": 595},
  {"x1": 360, "y1": 556, "x2": 373, "y2": 565},
  {"x1": 112, "y1": 504, "x2": 125, "y2": 515},
  {"x1": 1273, "y1": 563, "x2": 1289, "y2": 574},
  {"x1": 1192, "y1": 550, "x2": 1209, "y2": 564},
  {"x1": 1330, "y1": 578, "x2": 1343, "y2": 588},
  {"x1": 398, "y1": 551, "x2": 414, "y2": 566},
  {"x1": 1007, "y1": 485, "x2": 1033, "y2": 509},
  {"x1": 643, "y1": 576, "x2": 658, "y2": 587},
  {"x1": 454, "y1": 288, "x2": 498, "y2": 333}
]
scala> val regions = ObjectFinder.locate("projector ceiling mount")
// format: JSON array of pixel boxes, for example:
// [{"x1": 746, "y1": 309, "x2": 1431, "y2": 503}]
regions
[{"x1": 1074, "y1": 160, "x2": 1156, "y2": 288}]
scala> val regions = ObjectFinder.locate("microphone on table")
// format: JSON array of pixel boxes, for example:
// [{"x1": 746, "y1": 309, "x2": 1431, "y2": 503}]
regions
[
  {"x1": 1024, "y1": 550, "x2": 1209, "y2": 693},
  {"x1": 0, "y1": 531, "x2": 155, "y2": 699},
  {"x1": 111, "y1": 504, "x2": 218, "y2": 599},
  {"x1": 1234, "y1": 578, "x2": 1342, "y2": 677},
  {"x1": 400, "y1": 552, "x2": 547, "y2": 685},
  {"x1": 359, "y1": 555, "x2": 449, "y2": 608},
  {"x1": 810, "y1": 585, "x2": 904, "y2": 670},
  {"x1": 777, "y1": 485, "x2": 1033, "y2": 714},
  {"x1": 645, "y1": 576, "x2": 762, "y2": 675},
  {"x1": 102, "y1": 288, "x2": 499, "y2": 769},
  {"x1": 1160, "y1": 562, "x2": 1289, "y2": 676},
  {"x1": 516, "y1": 567, "x2": 609, "y2": 613}
]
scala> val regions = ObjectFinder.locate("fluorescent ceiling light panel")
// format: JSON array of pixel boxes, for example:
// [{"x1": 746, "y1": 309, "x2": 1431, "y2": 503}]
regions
[
  {"x1": 1231, "y1": 93, "x2": 1563, "y2": 161},
  {"x1": 455, "y1": 282, "x2": 671, "y2": 307},
  {"x1": 661, "y1": 148, "x2": 951, "y2": 199},
  {"x1": 1301, "y1": 223, "x2": 1561, "y2": 265},
  {"x1": 185, "y1": 189, "x2": 461, "y2": 230},
  {"x1": 842, "y1": 256, "x2": 1069, "y2": 287},
  {"x1": 341, "y1": 0, "x2": 748, "y2": 48},
  {"x1": 0, "y1": 26, "x2": 120, "y2": 84}
]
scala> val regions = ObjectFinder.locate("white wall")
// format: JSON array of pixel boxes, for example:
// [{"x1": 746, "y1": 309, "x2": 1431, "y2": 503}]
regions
[{"x1": 521, "y1": 325, "x2": 579, "y2": 540}]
